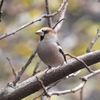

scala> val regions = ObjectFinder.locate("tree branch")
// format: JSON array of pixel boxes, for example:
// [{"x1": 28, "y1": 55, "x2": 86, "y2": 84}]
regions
[
  {"x1": 86, "y1": 27, "x2": 100, "y2": 52},
  {"x1": 32, "y1": 60, "x2": 41, "y2": 76},
  {"x1": 36, "y1": 76, "x2": 51, "y2": 97},
  {"x1": 0, "y1": 50, "x2": 100, "y2": 100},
  {"x1": 53, "y1": 17, "x2": 66, "y2": 29},
  {"x1": 6, "y1": 57, "x2": 17, "y2": 78},
  {"x1": 65, "y1": 53, "x2": 93, "y2": 73},
  {"x1": 0, "y1": 0, "x2": 68, "y2": 40},
  {"x1": 12, "y1": 49, "x2": 37, "y2": 86},
  {"x1": 54, "y1": 0, "x2": 68, "y2": 32},
  {"x1": 45, "y1": 0, "x2": 52, "y2": 27},
  {"x1": 0, "y1": 0, "x2": 4, "y2": 22}
]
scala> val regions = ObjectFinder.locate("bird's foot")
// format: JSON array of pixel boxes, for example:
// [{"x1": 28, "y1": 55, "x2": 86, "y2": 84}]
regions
[
  {"x1": 42, "y1": 68, "x2": 50, "y2": 79},
  {"x1": 51, "y1": 65, "x2": 61, "y2": 73}
]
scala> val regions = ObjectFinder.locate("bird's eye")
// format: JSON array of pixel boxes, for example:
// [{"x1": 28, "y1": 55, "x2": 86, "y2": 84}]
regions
[{"x1": 42, "y1": 30, "x2": 49, "y2": 34}]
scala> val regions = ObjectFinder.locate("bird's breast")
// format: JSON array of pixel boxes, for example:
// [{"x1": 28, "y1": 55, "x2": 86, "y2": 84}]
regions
[{"x1": 37, "y1": 42, "x2": 64, "y2": 67}]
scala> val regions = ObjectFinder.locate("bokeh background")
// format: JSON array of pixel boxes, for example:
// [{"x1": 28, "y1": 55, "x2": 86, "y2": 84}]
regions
[{"x1": 0, "y1": 0, "x2": 100, "y2": 100}]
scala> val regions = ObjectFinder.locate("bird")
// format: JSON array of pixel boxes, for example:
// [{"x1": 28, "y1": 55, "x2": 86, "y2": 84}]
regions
[{"x1": 35, "y1": 27, "x2": 67, "y2": 74}]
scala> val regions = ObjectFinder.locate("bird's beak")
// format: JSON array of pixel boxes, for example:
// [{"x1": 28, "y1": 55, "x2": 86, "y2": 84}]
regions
[{"x1": 35, "y1": 30, "x2": 44, "y2": 36}]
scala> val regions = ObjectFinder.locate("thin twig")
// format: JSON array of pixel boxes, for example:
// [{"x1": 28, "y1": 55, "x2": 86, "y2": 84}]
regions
[
  {"x1": 47, "y1": 79, "x2": 61, "y2": 90},
  {"x1": 66, "y1": 70, "x2": 81, "y2": 78},
  {"x1": 80, "y1": 78, "x2": 86, "y2": 100},
  {"x1": 0, "y1": 0, "x2": 4, "y2": 22},
  {"x1": 48, "y1": 69, "x2": 100, "y2": 96},
  {"x1": 33, "y1": 79, "x2": 62, "y2": 100},
  {"x1": 12, "y1": 50, "x2": 37, "y2": 86},
  {"x1": 65, "y1": 53, "x2": 93, "y2": 73},
  {"x1": 36, "y1": 76, "x2": 51, "y2": 98},
  {"x1": 48, "y1": 81, "x2": 85, "y2": 96},
  {"x1": 6, "y1": 57, "x2": 17, "y2": 78},
  {"x1": 32, "y1": 60, "x2": 41, "y2": 76},
  {"x1": 86, "y1": 27, "x2": 100, "y2": 52},
  {"x1": 0, "y1": 0, "x2": 68, "y2": 40},
  {"x1": 53, "y1": 17, "x2": 66, "y2": 29},
  {"x1": 80, "y1": 85, "x2": 84, "y2": 100},
  {"x1": 54, "y1": 0, "x2": 68, "y2": 32},
  {"x1": 45, "y1": 0, "x2": 52, "y2": 27},
  {"x1": 0, "y1": 50, "x2": 100, "y2": 99}
]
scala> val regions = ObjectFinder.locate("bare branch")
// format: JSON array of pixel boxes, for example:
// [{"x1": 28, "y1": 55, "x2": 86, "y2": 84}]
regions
[
  {"x1": 47, "y1": 79, "x2": 61, "y2": 90},
  {"x1": 54, "y1": 0, "x2": 68, "y2": 32},
  {"x1": 53, "y1": 17, "x2": 66, "y2": 29},
  {"x1": 12, "y1": 49, "x2": 37, "y2": 86},
  {"x1": 86, "y1": 27, "x2": 100, "y2": 52},
  {"x1": 66, "y1": 70, "x2": 81, "y2": 78},
  {"x1": 6, "y1": 57, "x2": 17, "y2": 78},
  {"x1": 36, "y1": 76, "x2": 51, "y2": 98},
  {"x1": 0, "y1": 0, "x2": 68, "y2": 40},
  {"x1": 80, "y1": 80, "x2": 86, "y2": 100},
  {"x1": 65, "y1": 53, "x2": 93, "y2": 73},
  {"x1": 49, "y1": 81, "x2": 86, "y2": 96},
  {"x1": 80, "y1": 85, "x2": 84, "y2": 100},
  {"x1": 0, "y1": 50, "x2": 100, "y2": 100},
  {"x1": 0, "y1": 0, "x2": 4, "y2": 22},
  {"x1": 48, "y1": 77, "x2": 86, "y2": 97},
  {"x1": 49, "y1": 69, "x2": 100, "y2": 97},
  {"x1": 32, "y1": 60, "x2": 41, "y2": 76},
  {"x1": 45, "y1": 0, "x2": 52, "y2": 27},
  {"x1": 33, "y1": 79, "x2": 62, "y2": 100}
]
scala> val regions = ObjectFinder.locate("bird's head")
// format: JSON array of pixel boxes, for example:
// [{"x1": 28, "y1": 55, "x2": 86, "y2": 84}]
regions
[{"x1": 35, "y1": 27, "x2": 57, "y2": 42}]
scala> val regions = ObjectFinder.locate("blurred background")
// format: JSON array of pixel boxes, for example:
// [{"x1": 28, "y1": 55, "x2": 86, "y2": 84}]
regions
[{"x1": 0, "y1": 0, "x2": 100, "y2": 100}]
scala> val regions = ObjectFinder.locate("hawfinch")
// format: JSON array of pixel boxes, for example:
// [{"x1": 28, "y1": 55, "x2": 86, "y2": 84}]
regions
[{"x1": 36, "y1": 27, "x2": 67, "y2": 71}]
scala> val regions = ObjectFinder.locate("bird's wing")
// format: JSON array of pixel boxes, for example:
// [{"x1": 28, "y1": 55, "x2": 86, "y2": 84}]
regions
[{"x1": 56, "y1": 42, "x2": 67, "y2": 62}]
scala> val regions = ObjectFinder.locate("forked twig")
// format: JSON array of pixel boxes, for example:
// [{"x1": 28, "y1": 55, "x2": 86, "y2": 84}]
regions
[
  {"x1": 32, "y1": 60, "x2": 41, "y2": 76},
  {"x1": 86, "y1": 27, "x2": 100, "y2": 52},
  {"x1": 0, "y1": 0, "x2": 68, "y2": 40},
  {"x1": 45, "y1": 0, "x2": 52, "y2": 27},
  {"x1": 54, "y1": 0, "x2": 68, "y2": 32},
  {"x1": 12, "y1": 50, "x2": 37, "y2": 86},
  {"x1": 53, "y1": 18, "x2": 66, "y2": 29},
  {"x1": 48, "y1": 69, "x2": 100, "y2": 96},
  {"x1": 34, "y1": 68, "x2": 98, "y2": 100},
  {"x1": 33, "y1": 79, "x2": 62, "y2": 100},
  {"x1": 36, "y1": 76, "x2": 51, "y2": 98},
  {"x1": 6, "y1": 57, "x2": 17, "y2": 78},
  {"x1": 65, "y1": 53, "x2": 93, "y2": 73},
  {"x1": 66, "y1": 70, "x2": 81, "y2": 78}
]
